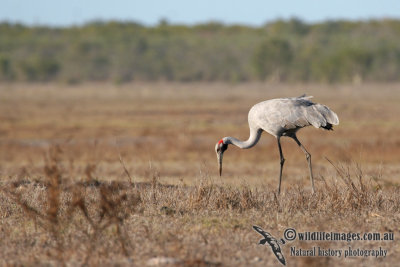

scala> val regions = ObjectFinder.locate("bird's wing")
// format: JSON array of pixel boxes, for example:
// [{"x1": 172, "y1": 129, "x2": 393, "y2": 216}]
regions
[
  {"x1": 249, "y1": 99, "x2": 308, "y2": 132},
  {"x1": 276, "y1": 98, "x2": 316, "y2": 129},
  {"x1": 249, "y1": 97, "x2": 338, "y2": 135},
  {"x1": 281, "y1": 98, "x2": 339, "y2": 129}
]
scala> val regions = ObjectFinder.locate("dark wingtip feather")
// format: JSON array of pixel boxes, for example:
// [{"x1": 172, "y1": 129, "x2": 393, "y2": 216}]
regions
[{"x1": 322, "y1": 123, "x2": 334, "y2": 130}]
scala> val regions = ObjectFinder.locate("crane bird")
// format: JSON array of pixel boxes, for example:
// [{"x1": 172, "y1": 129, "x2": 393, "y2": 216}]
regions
[{"x1": 215, "y1": 95, "x2": 339, "y2": 194}]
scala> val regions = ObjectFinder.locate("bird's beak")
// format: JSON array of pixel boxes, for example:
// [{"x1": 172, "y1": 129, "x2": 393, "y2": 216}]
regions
[{"x1": 217, "y1": 151, "x2": 224, "y2": 176}]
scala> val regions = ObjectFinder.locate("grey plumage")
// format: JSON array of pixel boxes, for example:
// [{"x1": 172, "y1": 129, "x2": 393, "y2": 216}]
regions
[
  {"x1": 215, "y1": 95, "x2": 339, "y2": 194},
  {"x1": 249, "y1": 95, "x2": 338, "y2": 137}
]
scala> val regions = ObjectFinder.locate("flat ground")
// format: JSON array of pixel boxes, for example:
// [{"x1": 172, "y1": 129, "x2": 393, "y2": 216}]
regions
[{"x1": 0, "y1": 82, "x2": 399, "y2": 266}]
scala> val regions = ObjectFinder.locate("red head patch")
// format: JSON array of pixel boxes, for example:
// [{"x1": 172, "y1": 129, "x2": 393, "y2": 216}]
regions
[{"x1": 218, "y1": 139, "x2": 224, "y2": 145}]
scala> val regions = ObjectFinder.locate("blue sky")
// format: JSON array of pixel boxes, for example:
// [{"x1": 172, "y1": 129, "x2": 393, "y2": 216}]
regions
[{"x1": 2, "y1": 0, "x2": 400, "y2": 26}]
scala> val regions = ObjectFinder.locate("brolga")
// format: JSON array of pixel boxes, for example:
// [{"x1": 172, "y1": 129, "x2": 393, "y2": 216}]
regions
[{"x1": 215, "y1": 95, "x2": 339, "y2": 194}]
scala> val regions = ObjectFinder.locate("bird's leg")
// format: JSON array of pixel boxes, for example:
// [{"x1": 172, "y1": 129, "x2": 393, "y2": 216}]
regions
[
  {"x1": 292, "y1": 135, "x2": 315, "y2": 194},
  {"x1": 277, "y1": 137, "x2": 285, "y2": 195}
]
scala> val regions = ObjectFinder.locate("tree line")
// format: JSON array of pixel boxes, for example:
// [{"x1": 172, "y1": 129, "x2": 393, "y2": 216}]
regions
[{"x1": 1, "y1": 18, "x2": 400, "y2": 83}]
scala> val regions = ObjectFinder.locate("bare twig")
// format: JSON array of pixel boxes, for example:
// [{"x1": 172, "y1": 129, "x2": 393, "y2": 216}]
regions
[{"x1": 119, "y1": 154, "x2": 135, "y2": 188}]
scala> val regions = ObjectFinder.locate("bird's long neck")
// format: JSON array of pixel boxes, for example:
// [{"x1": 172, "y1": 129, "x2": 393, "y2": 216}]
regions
[{"x1": 224, "y1": 126, "x2": 262, "y2": 149}]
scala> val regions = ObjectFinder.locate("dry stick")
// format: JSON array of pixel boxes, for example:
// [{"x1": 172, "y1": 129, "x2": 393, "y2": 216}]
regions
[
  {"x1": 325, "y1": 157, "x2": 360, "y2": 199},
  {"x1": 119, "y1": 154, "x2": 136, "y2": 188},
  {"x1": 116, "y1": 223, "x2": 130, "y2": 256},
  {"x1": 84, "y1": 186, "x2": 122, "y2": 265},
  {"x1": 66, "y1": 185, "x2": 101, "y2": 265},
  {"x1": 325, "y1": 157, "x2": 342, "y2": 176},
  {"x1": 99, "y1": 185, "x2": 132, "y2": 256}
]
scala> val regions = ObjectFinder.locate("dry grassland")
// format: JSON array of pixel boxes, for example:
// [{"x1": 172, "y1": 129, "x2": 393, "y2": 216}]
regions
[{"x1": 0, "y1": 82, "x2": 399, "y2": 266}]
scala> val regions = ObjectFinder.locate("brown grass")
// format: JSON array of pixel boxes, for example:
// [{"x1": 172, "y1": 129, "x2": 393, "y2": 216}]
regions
[{"x1": 0, "y1": 82, "x2": 399, "y2": 266}]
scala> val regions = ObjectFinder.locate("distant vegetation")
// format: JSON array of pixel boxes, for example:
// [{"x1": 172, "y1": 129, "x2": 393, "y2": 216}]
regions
[{"x1": 1, "y1": 19, "x2": 400, "y2": 83}]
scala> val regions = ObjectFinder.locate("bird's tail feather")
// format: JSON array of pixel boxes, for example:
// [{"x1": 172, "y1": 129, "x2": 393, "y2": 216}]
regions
[
  {"x1": 321, "y1": 123, "x2": 334, "y2": 130},
  {"x1": 306, "y1": 104, "x2": 339, "y2": 129},
  {"x1": 315, "y1": 104, "x2": 339, "y2": 125}
]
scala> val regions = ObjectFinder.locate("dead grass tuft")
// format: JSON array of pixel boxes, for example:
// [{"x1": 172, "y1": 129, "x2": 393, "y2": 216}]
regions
[
  {"x1": 1, "y1": 156, "x2": 399, "y2": 266},
  {"x1": 1, "y1": 149, "x2": 141, "y2": 265}
]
